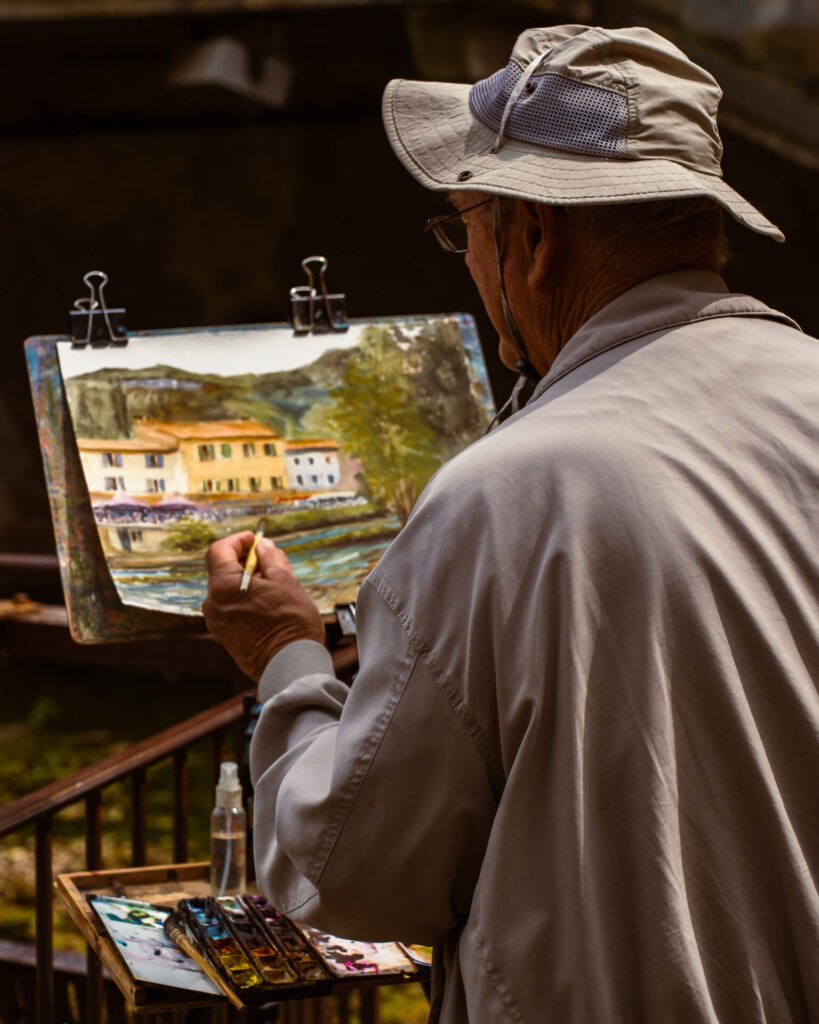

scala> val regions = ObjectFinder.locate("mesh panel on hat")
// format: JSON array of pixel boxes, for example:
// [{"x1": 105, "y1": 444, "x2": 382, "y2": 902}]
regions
[{"x1": 470, "y1": 61, "x2": 629, "y2": 159}]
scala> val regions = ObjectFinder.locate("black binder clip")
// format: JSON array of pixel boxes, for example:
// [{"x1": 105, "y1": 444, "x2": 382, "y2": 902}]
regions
[
  {"x1": 69, "y1": 270, "x2": 128, "y2": 347},
  {"x1": 289, "y1": 256, "x2": 348, "y2": 336}
]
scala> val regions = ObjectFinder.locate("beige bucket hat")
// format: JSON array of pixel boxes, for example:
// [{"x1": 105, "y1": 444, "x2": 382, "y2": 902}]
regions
[{"x1": 383, "y1": 25, "x2": 783, "y2": 241}]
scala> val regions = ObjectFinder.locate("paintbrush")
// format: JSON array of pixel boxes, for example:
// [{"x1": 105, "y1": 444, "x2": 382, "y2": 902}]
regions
[
  {"x1": 239, "y1": 518, "x2": 267, "y2": 593},
  {"x1": 163, "y1": 910, "x2": 245, "y2": 1009}
]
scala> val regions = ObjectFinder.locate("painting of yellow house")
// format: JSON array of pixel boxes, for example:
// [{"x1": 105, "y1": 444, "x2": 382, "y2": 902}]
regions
[
  {"x1": 77, "y1": 420, "x2": 294, "y2": 499},
  {"x1": 134, "y1": 420, "x2": 288, "y2": 497}
]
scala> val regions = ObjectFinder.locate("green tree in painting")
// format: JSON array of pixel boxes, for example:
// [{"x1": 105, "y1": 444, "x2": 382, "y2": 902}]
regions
[
  {"x1": 161, "y1": 521, "x2": 219, "y2": 552},
  {"x1": 325, "y1": 327, "x2": 441, "y2": 524},
  {"x1": 405, "y1": 318, "x2": 490, "y2": 456}
]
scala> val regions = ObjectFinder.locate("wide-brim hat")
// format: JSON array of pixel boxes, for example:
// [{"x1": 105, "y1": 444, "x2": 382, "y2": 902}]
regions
[{"x1": 382, "y1": 25, "x2": 783, "y2": 241}]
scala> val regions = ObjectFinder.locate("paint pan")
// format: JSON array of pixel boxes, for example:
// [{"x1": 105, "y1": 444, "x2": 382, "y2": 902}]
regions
[
  {"x1": 216, "y1": 895, "x2": 301, "y2": 987},
  {"x1": 178, "y1": 897, "x2": 264, "y2": 999},
  {"x1": 242, "y1": 895, "x2": 331, "y2": 983},
  {"x1": 177, "y1": 896, "x2": 333, "y2": 1004}
]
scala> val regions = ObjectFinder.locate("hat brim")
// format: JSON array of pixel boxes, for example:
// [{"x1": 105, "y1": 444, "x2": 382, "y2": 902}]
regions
[{"x1": 383, "y1": 78, "x2": 784, "y2": 242}]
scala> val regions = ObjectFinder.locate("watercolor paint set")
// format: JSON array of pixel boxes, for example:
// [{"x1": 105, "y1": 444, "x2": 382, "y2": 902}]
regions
[
  {"x1": 89, "y1": 890, "x2": 424, "y2": 1008},
  {"x1": 58, "y1": 862, "x2": 429, "y2": 1014},
  {"x1": 169, "y1": 895, "x2": 421, "y2": 1006}
]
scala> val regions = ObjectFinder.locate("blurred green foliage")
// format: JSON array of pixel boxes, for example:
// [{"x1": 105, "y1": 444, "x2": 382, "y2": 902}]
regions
[{"x1": 0, "y1": 664, "x2": 231, "y2": 951}]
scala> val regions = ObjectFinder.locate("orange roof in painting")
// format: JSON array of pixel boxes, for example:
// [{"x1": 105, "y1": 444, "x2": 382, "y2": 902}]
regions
[
  {"x1": 135, "y1": 420, "x2": 281, "y2": 441},
  {"x1": 76, "y1": 436, "x2": 177, "y2": 453},
  {"x1": 285, "y1": 439, "x2": 340, "y2": 451}
]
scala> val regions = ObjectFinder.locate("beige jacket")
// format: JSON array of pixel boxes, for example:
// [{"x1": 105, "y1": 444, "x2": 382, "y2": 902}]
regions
[{"x1": 250, "y1": 271, "x2": 818, "y2": 1023}]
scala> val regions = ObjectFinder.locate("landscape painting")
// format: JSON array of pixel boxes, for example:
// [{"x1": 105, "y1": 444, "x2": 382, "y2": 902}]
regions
[{"x1": 57, "y1": 315, "x2": 494, "y2": 617}]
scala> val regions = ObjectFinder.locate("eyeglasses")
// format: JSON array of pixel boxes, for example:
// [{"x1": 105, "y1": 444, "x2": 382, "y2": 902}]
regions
[{"x1": 424, "y1": 198, "x2": 495, "y2": 253}]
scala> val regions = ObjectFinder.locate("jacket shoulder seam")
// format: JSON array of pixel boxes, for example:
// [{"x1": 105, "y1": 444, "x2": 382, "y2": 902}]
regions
[{"x1": 305, "y1": 631, "x2": 419, "y2": 882}]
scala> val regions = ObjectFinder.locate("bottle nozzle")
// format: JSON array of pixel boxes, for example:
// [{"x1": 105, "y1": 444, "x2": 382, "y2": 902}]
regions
[{"x1": 216, "y1": 760, "x2": 242, "y2": 808}]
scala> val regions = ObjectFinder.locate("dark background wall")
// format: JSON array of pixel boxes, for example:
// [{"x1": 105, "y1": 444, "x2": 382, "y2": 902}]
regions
[{"x1": 1, "y1": 0, "x2": 817, "y2": 554}]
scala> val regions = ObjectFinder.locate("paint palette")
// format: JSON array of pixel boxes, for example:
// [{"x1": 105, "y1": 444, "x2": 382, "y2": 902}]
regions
[
  {"x1": 299, "y1": 925, "x2": 417, "y2": 978},
  {"x1": 89, "y1": 896, "x2": 221, "y2": 996}
]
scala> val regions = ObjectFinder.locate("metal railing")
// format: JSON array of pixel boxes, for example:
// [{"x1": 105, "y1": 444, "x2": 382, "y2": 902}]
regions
[
  {"x1": 0, "y1": 691, "x2": 249, "y2": 1023},
  {"x1": 0, "y1": 643, "x2": 369, "y2": 1024}
]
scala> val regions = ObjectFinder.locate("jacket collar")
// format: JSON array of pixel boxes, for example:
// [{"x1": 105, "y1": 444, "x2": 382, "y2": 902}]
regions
[{"x1": 529, "y1": 270, "x2": 801, "y2": 403}]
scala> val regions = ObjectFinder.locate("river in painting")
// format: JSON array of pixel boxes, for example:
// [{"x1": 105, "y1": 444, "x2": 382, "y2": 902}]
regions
[{"x1": 109, "y1": 517, "x2": 402, "y2": 616}]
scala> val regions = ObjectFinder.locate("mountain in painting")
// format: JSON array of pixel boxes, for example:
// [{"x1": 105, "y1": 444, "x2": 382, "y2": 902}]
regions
[{"x1": 65, "y1": 320, "x2": 491, "y2": 457}]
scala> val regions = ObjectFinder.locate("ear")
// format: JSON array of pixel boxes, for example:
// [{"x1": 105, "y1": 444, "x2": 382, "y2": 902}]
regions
[{"x1": 520, "y1": 202, "x2": 560, "y2": 288}]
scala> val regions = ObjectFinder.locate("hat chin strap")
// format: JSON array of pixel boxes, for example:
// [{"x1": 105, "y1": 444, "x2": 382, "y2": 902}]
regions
[
  {"x1": 483, "y1": 198, "x2": 539, "y2": 435},
  {"x1": 493, "y1": 198, "x2": 540, "y2": 383}
]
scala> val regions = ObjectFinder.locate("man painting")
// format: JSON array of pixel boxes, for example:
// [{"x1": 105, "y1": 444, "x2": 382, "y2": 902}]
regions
[{"x1": 205, "y1": 26, "x2": 818, "y2": 1023}]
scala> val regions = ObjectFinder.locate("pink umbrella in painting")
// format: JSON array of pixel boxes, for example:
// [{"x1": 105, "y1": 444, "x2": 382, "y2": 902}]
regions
[
  {"x1": 93, "y1": 495, "x2": 153, "y2": 523},
  {"x1": 155, "y1": 494, "x2": 197, "y2": 510},
  {"x1": 154, "y1": 495, "x2": 216, "y2": 522}
]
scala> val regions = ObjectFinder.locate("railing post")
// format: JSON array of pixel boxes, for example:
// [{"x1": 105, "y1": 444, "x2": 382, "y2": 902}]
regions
[
  {"x1": 35, "y1": 814, "x2": 54, "y2": 1024},
  {"x1": 360, "y1": 988, "x2": 379, "y2": 1024},
  {"x1": 0, "y1": 692, "x2": 251, "y2": 1022},
  {"x1": 131, "y1": 768, "x2": 147, "y2": 866},
  {"x1": 85, "y1": 790, "x2": 103, "y2": 869},
  {"x1": 173, "y1": 749, "x2": 189, "y2": 863},
  {"x1": 212, "y1": 727, "x2": 226, "y2": 783},
  {"x1": 85, "y1": 790, "x2": 104, "y2": 1024},
  {"x1": 235, "y1": 718, "x2": 247, "y2": 766}
]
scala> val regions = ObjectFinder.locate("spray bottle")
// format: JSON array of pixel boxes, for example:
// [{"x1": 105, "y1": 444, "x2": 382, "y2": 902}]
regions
[{"x1": 210, "y1": 761, "x2": 246, "y2": 897}]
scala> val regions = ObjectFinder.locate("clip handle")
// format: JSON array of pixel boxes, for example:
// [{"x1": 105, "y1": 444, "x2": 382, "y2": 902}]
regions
[
  {"x1": 69, "y1": 269, "x2": 128, "y2": 346},
  {"x1": 84, "y1": 271, "x2": 113, "y2": 344},
  {"x1": 302, "y1": 256, "x2": 331, "y2": 326},
  {"x1": 301, "y1": 256, "x2": 328, "y2": 293},
  {"x1": 289, "y1": 256, "x2": 347, "y2": 335}
]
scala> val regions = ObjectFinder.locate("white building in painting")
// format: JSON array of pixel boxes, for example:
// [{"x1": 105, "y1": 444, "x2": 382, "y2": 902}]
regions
[
  {"x1": 284, "y1": 440, "x2": 341, "y2": 491},
  {"x1": 77, "y1": 435, "x2": 187, "y2": 496}
]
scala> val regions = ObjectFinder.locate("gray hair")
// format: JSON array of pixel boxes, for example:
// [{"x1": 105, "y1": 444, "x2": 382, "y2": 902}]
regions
[{"x1": 562, "y1": 197, "x2": 729, "y2": 275}]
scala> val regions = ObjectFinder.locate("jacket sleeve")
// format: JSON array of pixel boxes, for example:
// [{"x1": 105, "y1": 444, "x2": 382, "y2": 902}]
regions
[{"x1": 249, "y1": 574, "x2": 497, "y2": 945}]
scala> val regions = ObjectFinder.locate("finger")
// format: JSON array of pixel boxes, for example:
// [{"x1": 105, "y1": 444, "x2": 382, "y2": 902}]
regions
[
  {"x1": 205, "y1": 532, "x2": 255, "y2": 574},
  {"x1": 256, "y1": 538, "x2": 296, "y2": 580}
]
